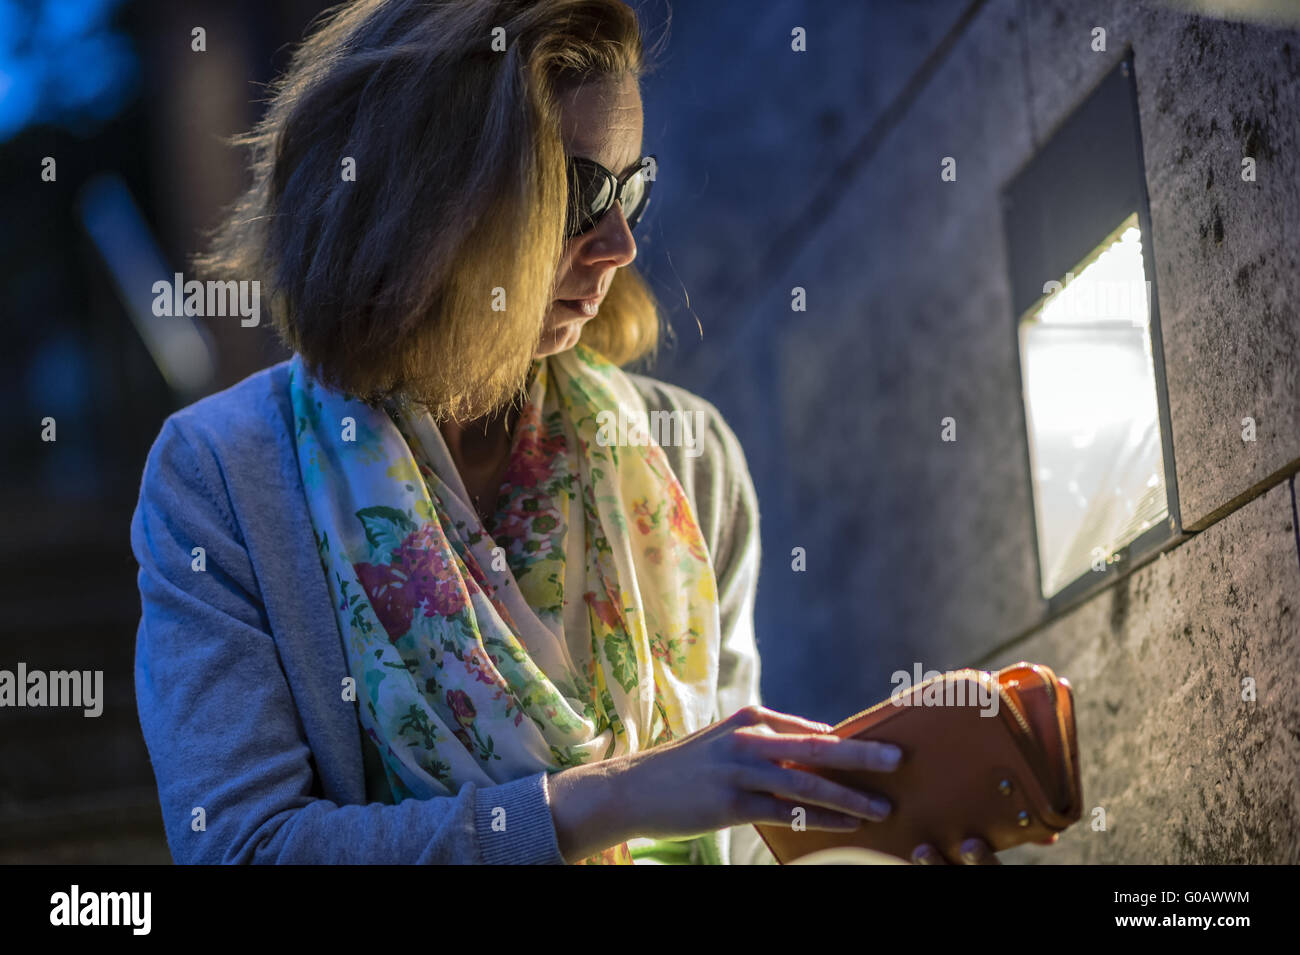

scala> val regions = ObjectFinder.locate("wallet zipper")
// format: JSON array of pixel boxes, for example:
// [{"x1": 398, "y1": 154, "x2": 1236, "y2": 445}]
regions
[
  {"x1": 1039, "y1": 666, "x2": 1058, "y2": 707},
  {"x1": 1007, "y1": 666, "x2": 1078, "y2": 822},
  {"x1": 1039, "y1": 667, "x2": 1079, "y2": 814},
  {"x1": 999, "y1": 688, "x2": 1033, "y2": 738}
]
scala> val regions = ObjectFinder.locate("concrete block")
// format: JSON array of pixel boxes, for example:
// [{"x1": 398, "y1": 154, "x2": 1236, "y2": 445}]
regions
[{"x1": 984, "y1": 478, "x2": 1300, "y2": 863}]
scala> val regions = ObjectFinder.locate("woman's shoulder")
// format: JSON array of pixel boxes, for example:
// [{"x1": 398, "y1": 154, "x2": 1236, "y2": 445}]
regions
[
  {"x1": 622, "y1": 370, "x2": 720, "y2": 417},
  {"x1": 163, "y1": 359, "x2": 294, "y2": 446},
  {"x1": 621, "y1": 370, "x2": 759, "y2": 555},
  {"x1": 138, "y1": 359, "x2": 300, "y2": 508},
  {"x1": 621, "y1": 370, "x2": 748, "y2": 473}
]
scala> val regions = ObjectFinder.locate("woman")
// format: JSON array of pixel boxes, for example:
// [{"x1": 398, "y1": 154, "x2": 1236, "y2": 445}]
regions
[{"x1": 131, "y1": 0, "x2": 997, "y2": 865}]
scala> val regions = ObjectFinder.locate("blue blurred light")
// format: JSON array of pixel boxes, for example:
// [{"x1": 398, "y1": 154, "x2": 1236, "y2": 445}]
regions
[
  {"x1": 0, "y1": 0, "x2": 136, "y2": 142},
  {"x1": 0, "y1": 58, "x2": 41, "y2": 140},
  {"x1": 39, "y1": 0, "x2": 115, "y2": 38},
  {"x1": 26, "y1": 333, "x2": 93, "y2": 419}
]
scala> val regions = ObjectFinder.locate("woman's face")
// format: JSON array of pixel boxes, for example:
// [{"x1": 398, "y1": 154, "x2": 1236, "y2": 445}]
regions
[{"x1": 536, "y1": 72, "x2": 644, "y2": 358}]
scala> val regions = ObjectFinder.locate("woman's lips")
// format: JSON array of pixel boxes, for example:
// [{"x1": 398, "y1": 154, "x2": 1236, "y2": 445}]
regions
[{"x1": 554, "y1": 297, "x2": 600, "y2": 317}]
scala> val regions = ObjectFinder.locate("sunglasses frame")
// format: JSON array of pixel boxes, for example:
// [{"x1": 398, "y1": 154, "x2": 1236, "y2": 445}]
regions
[{"x1": 565, "y1": 153, "x2": 656, "y2": 238}]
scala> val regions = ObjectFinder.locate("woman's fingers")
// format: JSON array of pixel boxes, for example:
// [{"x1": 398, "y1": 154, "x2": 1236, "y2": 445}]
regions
[
  {"x1": 911, "y1": 839, "x2": 1001, "y2": 864},
  {"x1": 737, "y1": 793, "x2": 868, "y2": 832},
  {"x1": 911, "y1": 843, "x2": 946, "y2": 865},
  {"x1": 732, "y1": 762, "x2": 892, "y2": 823},
  {"x1": 730, "y1": 704, "x2": 840, "y2": 737},
  {"x1": 958, "y1": 838, "x2": 1000, "y2": 864},
  {"x1": 736, "y1": 729, "x2": 904, "y2": 773},
  {"x1": 686, "y1": 705, "x2": 833, "y2": 747}
]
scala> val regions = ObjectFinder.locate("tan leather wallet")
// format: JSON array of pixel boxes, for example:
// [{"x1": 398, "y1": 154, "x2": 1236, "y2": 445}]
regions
[{"x1": 753, "y1": 662, "x2": 1082, "y2": 864}]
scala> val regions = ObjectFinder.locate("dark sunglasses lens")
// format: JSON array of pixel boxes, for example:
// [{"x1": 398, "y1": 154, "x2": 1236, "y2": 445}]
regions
[
  {"x1": 567, "y1": 162, "x2": 613, "y2": 235},
  {"x1": 622, "y1": 169, "x2": 651, "y2": 230},
  {"x1": 565, "y1": 159, "x2": 654, "y2": 235}
]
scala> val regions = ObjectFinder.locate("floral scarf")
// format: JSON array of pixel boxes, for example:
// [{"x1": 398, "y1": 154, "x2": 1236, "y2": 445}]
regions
[{"x1": 289, "y1": 343, "x2": 721, "y2": 864}]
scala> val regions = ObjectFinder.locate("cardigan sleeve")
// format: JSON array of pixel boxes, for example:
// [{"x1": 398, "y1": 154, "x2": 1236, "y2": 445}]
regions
[{"x1": 130, "y1": 415, "x2": 566, "y2": 864}]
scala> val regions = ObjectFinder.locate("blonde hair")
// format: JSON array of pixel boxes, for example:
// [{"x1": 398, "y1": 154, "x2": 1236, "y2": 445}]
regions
[{"x1": 195, "y1": 0, "x2": 662, "y2": 421}]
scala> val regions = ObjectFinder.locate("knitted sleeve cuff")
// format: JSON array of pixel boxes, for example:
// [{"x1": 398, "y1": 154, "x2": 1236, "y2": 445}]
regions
[{"x1": 474, "y1": 770, "x2": 568, "y2": 865}]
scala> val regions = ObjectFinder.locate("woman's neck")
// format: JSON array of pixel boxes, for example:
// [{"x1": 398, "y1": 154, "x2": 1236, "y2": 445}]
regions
[
  {"x1": 439, "y1": 405, "x2": 517, "y2": 502},
  {"x1": 438, "y1": 360, "x2": 535, "y2": 511}
]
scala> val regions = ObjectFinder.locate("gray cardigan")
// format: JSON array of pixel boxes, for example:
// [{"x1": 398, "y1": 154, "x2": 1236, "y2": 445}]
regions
[{"x1": 130, "y1": 359, "x2": 771, "y2": 864}]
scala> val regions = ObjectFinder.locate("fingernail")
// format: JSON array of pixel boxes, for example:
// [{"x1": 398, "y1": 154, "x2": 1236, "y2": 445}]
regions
[
  {"x1": 867, "y1": 797, "x2": 891, "y2": 819},
  {"x1": 960, "y1": 840, "x2": 981, "y2": 863},
  {"x1": 911, "y1": 845, "x2": 935, "y2": 864},
  {"x1": 877, "y1": 744, "x2": 902, "y2": 768}
]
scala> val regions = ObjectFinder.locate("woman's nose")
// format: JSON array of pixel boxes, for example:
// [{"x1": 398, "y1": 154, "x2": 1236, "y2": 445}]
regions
[{"x1": 575, "y1": 202, "x2": 637, "y2": 267}]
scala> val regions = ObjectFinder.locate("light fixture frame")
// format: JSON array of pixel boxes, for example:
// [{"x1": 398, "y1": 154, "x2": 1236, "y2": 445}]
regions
[{"x1": 1001, "y1": 52, "x2": 1182, "y2": 613}]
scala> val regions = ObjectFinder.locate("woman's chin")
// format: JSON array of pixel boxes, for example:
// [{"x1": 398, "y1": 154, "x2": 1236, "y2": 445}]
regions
[{"x1": 534, "y1": 317, "x2": 589, "y2": 357}]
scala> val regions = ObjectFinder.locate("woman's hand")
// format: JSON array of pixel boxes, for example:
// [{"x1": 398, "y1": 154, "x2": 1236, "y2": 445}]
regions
[
  {"x1": 549, "y1": 705, "x2": 902, "y2": 861},
  {"x1": 912, "y1": 831, "x2": 1058, "y2": 864},
  {"x1": 911, "y1": 838, "x2": 1000, "y2": 865}
]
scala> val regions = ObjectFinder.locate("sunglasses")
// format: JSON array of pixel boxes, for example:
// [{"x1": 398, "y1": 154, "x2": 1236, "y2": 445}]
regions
[{"x1": 565, "y1": 154, "x2": 656, "y2": 238}]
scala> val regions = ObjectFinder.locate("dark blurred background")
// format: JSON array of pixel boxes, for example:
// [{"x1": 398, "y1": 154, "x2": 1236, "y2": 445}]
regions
[{"x1": 2, "y1": 0, "x2": 1298, "y2": 863}]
